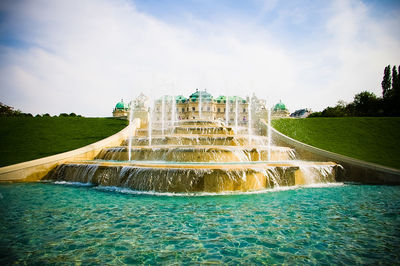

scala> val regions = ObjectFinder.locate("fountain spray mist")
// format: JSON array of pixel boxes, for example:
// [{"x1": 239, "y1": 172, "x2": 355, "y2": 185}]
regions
[
  {"x1": 171, "y1": 95, "x2": 176, "y2": 127},
  {"x1": 148, "y1": 98, "x2": 153, "y2": 146},
  {"x1": 248, "y1": 96, "x2": 252, "y2": 145},
  {"x1": 128, "y1": 100, "x2": 134, "y2": 161},
  {"x1": 199, "y1": 90, "x2": 202, "y2": 119},
  {"x1": 267, "y1": 104, "x2": 272, "y2": 161},
  {"x1": 161, "y1": 96, "x2": 165, "y2": 136},
  {"x1": 235, "y1": 97, "x2": 238, "y2": 133},
  {"x1": 225, "y1": 96, "x2": 229, "y2": 126}
]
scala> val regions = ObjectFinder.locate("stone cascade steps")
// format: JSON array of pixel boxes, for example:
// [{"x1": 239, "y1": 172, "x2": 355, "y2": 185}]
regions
[
  {"x1": 95, "y1": 145, "x2": 295, "y2": 162},
  {"x1": 122, "y1": 134, "x2": 269, "y2": 146},
  {"x1": 47, "y1": 161, "x2": 339, "y2": 192},
  {"x1": 45, "y1": 119, "x2": 340, "y2": 192}
]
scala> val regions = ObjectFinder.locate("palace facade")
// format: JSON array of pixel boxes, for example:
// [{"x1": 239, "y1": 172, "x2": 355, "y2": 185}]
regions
[
  {"x1": 113, "y1": 89, "x2": 289, "y2": 123},
  {"x1": 152, "y1": 89, "x2": 267, "y2": 126}
]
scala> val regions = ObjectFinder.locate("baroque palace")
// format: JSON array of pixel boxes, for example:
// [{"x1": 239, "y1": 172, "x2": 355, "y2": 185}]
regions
[{"x1": 112, "y1": 89, "x2": 289, "y2": 123}]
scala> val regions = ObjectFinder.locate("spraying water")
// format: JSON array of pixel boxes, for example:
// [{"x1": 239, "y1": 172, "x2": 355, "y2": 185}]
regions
[
  {"x1": 49, "y1": 90, "x2": 342, "y2": 193},
  {"x1": 267, "y1": 104, "x2": 272, "y2": 161},
  {"x1": 148, "y1": 104, "x2": 153, "y2": 146},
  {"x1": 235, "y1": 97, "x2": 238, "y2": 133},
  {"x1": 248, "y1": 96, "x2": 252, "y2": 145},
  {"x1": 225, "y1": 96, "x2": 229, "y2": 126},
  {"x1": 199, "y1": 90, "x2": 202, "y2": 119},
  {"x1": 171, "y1": 95, "x2": 176, "y2": 127},
  {"x1": 161, "y1": 96, "x2": 165, "y2": 136},
  {"x1": 128, "y1": 100, "x2": 134, "y2": 161}
]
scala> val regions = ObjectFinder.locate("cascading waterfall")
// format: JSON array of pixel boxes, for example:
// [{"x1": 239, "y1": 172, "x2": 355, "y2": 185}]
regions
[
  {"x1": 48, "y1": 91, "x2": 341, "y2": 193},
  {"x1": 298, "y1": 165, "x2": 337, "y2": 184},
  {"x1": 128, "y1": 100, "x2": 134, "y2": 161}
]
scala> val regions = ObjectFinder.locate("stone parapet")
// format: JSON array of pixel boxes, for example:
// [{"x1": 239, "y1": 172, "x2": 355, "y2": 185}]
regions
[
  {"x1": 260, "y1": 119, "x2": 400, "y2": 185},
  {"x1": 0, "y1": 119, "x2": 140, "y2": 182}
]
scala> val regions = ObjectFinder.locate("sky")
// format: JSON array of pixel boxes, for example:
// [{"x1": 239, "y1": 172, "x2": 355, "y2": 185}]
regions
[{"x1": 0, "y1": 0, "x2": 399, "y2": 116}]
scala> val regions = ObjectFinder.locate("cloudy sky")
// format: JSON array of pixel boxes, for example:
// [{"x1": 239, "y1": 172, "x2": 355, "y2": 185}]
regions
[{"x1": 0, "y1": 0, "x2": 399, "y2": 116}]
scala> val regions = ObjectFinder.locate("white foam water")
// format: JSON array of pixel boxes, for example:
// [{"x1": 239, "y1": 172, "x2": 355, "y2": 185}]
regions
[
  {"x1": 91, "y1": 182, "x2": 345, "y2": 197},
  {"x1": 54, "y1": 181, "x2": 94, "y2": 187}
]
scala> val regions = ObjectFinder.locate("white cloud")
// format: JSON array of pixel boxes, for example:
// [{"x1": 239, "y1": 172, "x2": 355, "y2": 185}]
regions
[{"x1": 0, "y1": 0, "x2": 399, "y2": 116}]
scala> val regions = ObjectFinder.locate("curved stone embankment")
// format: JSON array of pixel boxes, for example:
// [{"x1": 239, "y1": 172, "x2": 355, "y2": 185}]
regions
[
  {"x1": 0, "y1": 119, "x2": 140, "y2": 182},
  {"x1": 261, "y1": 120, "x2": 400, "y2": 185}
]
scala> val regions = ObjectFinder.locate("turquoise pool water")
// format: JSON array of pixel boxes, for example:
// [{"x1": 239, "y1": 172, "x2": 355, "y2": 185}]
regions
[{"x1": 1, "y1": 183, "x2": 399, "y2": 264}]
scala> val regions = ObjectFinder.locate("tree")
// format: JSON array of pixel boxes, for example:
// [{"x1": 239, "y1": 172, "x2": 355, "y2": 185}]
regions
[
  {"x1": 381, "y1": 65, "x2": 392, "y2": 99},
  {"x1": 391, "y1": 65, "x2": 400, "y2": 115},
  {"x1": 0, "y1": 102, "x2": 22, "y2": 116},
  {"x1": 353, "y1": 91, "x2": 379, "y2": 116},
  {"x1": 320, "y1": 100, "x2": 349, "y2": 117},
  {"x1": 392, "y1": 65, "x2": 400, "y2": 97}
]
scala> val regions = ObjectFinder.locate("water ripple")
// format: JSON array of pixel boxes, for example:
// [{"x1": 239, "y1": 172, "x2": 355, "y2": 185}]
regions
[{"x1": 0, "y1": 183, "x2": 399, "y2": 264}]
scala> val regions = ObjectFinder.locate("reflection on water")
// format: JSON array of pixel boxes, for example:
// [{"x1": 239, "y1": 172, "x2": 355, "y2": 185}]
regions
[{"x1": 1, "y1": 183, "x2": 399, "y2": 264}]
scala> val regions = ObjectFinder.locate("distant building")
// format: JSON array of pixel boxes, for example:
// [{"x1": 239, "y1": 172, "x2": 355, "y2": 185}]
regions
[
  {"x1": 153, "y1": 89, "x2": 258, "y2": 126},
  {"x1": 112, "y1": 99, "x2": 130, "y2": 118},
  {"x1": 290, "y1": 108, "x2": 312, "y2": 118},
  {"x1": 113, "y1": 89, "x2": 268, "y2": 126},
  {"x1": 272, "y1": 100, "x2": 290, "y2": 118}
]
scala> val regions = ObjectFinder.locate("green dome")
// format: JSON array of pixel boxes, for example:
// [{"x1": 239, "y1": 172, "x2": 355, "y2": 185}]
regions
[
  {"x1": 115, "y1": 100, "x2": 129, "y2": 110},
  {"x1": 274, "y1": 101, "x2": 286, "y2": 111},
  {"x1": 228, "y1": 96, "x2": 245, "y2": 103},
  {"x1": 176, "y1": 95, "x2": 187, "y2": 103},
  {"x1": 215, "y1": 96, "x2": 226, "y2": 103},
  {"x1": 189, "y1": 89, "x2": 213, "y2": 102}
]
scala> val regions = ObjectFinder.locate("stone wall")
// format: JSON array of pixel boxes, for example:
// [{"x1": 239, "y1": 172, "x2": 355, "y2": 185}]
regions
[
  {"x1": 260, "y1": 120, "x2": 400, "y2": 185},
  {"x1": 0, "y1": 119, "x2": 140, "y2": 182}
]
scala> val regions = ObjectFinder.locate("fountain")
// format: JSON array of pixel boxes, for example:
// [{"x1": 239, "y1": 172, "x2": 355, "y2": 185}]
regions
[
  {"x1": 148, "y1": 105, "x2": 153, "y2": 146},
  {"x1": 235, "y1": 97, "x2": 238, "y2": 133},
  {"x1": 225, "y1": 95, "x2": 229, "y2": 125},
  {"x1": 248, "y1": 96, "x2": 252, "y2": 145},
  {"x1": 171, "y1": 95, "x2": 176, "y2": 127},
  {"x1": 45, "y1": 91, "x2": 340, "y2": 193},
  {"x1": 267, "y1": 103, "x2": 272, "y2": 161},
  {"x1": 161, "y1": 96, "x2": 165, "y2": 136},
  {"x1": 127, "y1": 100, "x2": 135, "y2": 161},
  {"x1": 199, "y1": 90, "x2": 202, "y2": 119}
]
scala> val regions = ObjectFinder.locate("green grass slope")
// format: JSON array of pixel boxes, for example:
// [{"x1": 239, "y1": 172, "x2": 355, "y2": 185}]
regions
[
  {"x1": 272, "y1": 117, "x2": 400, "y2": 169},
  {"x1": 0, "y1": 117, "x2": 128, "y2": 167}
]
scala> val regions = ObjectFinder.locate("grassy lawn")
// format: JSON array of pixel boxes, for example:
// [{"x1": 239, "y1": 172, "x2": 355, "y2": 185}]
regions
[
  {"x1": 272, "y1": 117, "x2": 400, "y2": 169},
  {"x1": 0, "y1": 117, "x2": 128, "y2": 167}
]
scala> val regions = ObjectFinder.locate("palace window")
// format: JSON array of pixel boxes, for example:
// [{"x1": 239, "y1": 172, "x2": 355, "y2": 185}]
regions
[
  {"x1": 207, "y1": 107, "x2": 210, "y2": 111},
  {"x1": 182, "y1": 108, "x2": 185, "y2": 112},
  {"x1": 192, "y1": 107, "x2": 195, "y2": 111},
  {"x1": 217, "y1": 108, "x2": 220, "y2": 113}
]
